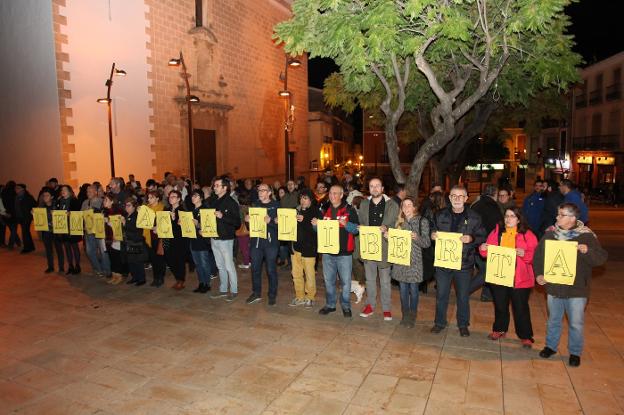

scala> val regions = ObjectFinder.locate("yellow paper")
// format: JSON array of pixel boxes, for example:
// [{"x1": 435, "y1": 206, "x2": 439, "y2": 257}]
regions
[
  {"x1": 52, "y1": 210, "x2": 68, "y2": 234},
  {"x1": 200, "y1": 209, "x2": 218, "y2": 237},
  {"x1": 359, "y1": 226, "x2": 382, "y2": 261},
  {"x1": 434, "y1": 231, "x2": 463, "y2": 270},
  {"x1": 156, "y1": 211, "x2": 174, "y2": 239},
  {"x1": 69, "y1": 211, "x2": 84, "y2": 236},
  {"x1": 485, "y1": 245, "x2": 517, "y2": 287},
  {"x1": 317, "y1": 219, "x2": 340, "y2": 254},
  {"x1": 109, "y1": 215, "x2": 124, "y2": 241},
  {"x1": 277, "y1": 208, "x2": 297, "y2": 241},
  {"x1": 32, "y1": 208, "x2": 49, "y2": 232},
  {"x1": 136, "y1": 205, "x2": 156, "y2": 230},
  {"x1": 249, "y1": 207, "x2": 268, "y2": 239},
  {"x1": 179, "y1": 211, "x2": 197, "y2": 239},
  {"x1": 387, "y1": 228, "x2": 411, "y2": 266},
  {"x1": 544, "y1": 240, "x2": 578, "y2": 285},
  {"x1": 93, "y1": 213, "x2": 105, "y2": 238},
  {"x1": 83, "y1": 209, "x2": 94, "y2": 234}
]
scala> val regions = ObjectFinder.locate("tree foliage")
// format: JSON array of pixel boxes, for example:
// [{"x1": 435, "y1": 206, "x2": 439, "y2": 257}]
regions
[{"x1": 275, "y1": 0, "x2": 581, "y2": 196}]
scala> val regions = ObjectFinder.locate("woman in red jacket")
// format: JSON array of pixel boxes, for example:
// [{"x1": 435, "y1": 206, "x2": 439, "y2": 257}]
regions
[{"x1": 479, "y1": 207, "x2": 538, "y2": 348}]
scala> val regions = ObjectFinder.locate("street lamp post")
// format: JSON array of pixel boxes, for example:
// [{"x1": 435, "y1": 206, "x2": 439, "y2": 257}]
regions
[
  {"x1": 168, "y1": 51, "x2": 200, "y2": 182},
  {"x1": 97, "y1": 62, "x2": 126, "y2": 178},
  {"x1": 279, "y1": 55, "x2": 301, "y2": 181}
]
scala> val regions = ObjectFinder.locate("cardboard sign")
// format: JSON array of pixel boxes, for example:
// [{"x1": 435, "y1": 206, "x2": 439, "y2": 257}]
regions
[
  {"x1": 156, "y1": 211, "x2": 174, "y2": 239},
  {"x1": 33, "y1": 208, "x2": 49, "y2": 232},
  {"x1": 200, "y1": 209, "x2": 218, "y2": 237},
  {"x1": 388, "y1": 228, "x2": 411, "y2": 266},
  {"x1": 277, "y1": 208, "x2": 297, "y2": 241},
  {"x1": 136, "y1": 205, "x2": 156, "y2": 230},
  {"x1": 93, "y1": 213, "x2": 105, "y2": 238},
  {"x1": 317, "y1": 219, "x2": 340, "y2": 254},
  {"x1": 485, "y1": 245, "x2": 517, "y2": 287},
  {"x1": 69, "y1": 211, "x2": 84, "y2": 236},
  {"x1": 248, "y1": 207, "x2": 268, "y2": 239},
  {"x1": 83, "y1": 209, "x2": 94, "y2": 234},
  {"x1": 179, "y1": 211, "x2": 197, "y2": 239},
  {"x1": 544, "y1": 240, "x2": 578, "y2": 285},
  {"x1": 359, "y1": 226, "x2": 382, "y2": 261},
  {"x1": 108, "y1": 215, "x2": 123, "y2": 241},
  {"x1": 434, "y1": 231, "x2": 463, "y2": 270},
  {"x1": 52, "y1": 210, "x2": 68, "y2": 234}
]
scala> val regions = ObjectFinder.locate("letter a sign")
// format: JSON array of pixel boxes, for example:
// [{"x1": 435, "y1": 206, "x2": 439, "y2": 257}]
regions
[
  {"x1": 359, "y1": 226, "x2": 382, "y2": 261},
  {"x1": 434, "y1": 232, "x2": 463, "y2": 270},
  {"x1": 544, "y1": 240, "x2": 578, "y2": 285}
]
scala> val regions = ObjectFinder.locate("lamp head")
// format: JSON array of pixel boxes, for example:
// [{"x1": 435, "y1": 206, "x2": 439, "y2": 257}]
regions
[
  {"x1": 278, "y1": 90, "x2": 291, "y2": 97},
  {"x1": 188, "y1": 95, "x2": 200, "y2": 103},
  {"x1": 287, "y1": 58, "x2": 301, "y2": 67},
  {"x1": 114, "y1": 69, "x2": 126, "y2": 76},
  {"x1": 168, "y1": 58, "x2": 181, "y2": 66},
  {"x1": 97, "y1": 98, "x2": 111, "y2": 104}
]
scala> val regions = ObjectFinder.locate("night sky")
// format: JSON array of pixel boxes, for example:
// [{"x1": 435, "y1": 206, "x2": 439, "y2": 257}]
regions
[{"x1": 307, "y1": 0, "x2": 621, "y2": 143}]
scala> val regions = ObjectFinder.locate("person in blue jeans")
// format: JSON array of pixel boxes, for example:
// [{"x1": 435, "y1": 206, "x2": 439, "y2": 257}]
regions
[
  {"x1": 189, "y1": 190, "x2": 216, "y2": 293},
  {"x1": 534, "y1": 202, "x2": 607, "y2": 367},
  {"x1": 430, "y1": 185, "x2": 486, "y2": 337},
  {"x1": 314, "y1": 184, "x2": 359, "y2": 318},
  {"x1": 245, "y1": 183, "x2": 280, "y2": 306}
]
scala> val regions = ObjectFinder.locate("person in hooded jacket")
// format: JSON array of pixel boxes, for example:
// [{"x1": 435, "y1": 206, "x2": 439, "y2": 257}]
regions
[
  {"x1": 288, "y1": 188, "x2": 322, "y2": 307},
  {"x1": 245, "y1": 183, "x2": 280, "y2": 305}
]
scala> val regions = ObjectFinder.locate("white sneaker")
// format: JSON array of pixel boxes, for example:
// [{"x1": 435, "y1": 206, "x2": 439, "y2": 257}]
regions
[
  {"x1": 289, "y1": 298, "x2": 306, "y2": 307},
  {"x1": 238, "y1": 264, "x2": 250, "y2": 269}
]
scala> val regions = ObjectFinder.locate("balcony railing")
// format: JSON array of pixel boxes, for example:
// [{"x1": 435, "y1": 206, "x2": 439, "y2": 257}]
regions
[
  {"x1": 575, "y1": 92, "x2": 587, "y2": 108},
  {"x1": 606, "y1": 83, "x2": 621, "y2": 101},
  {"x1": 589, "y1": 89, "x2": 603, "y2": 105},
  {"x1": 572, "y1": 134, "x2": 619, "y2": 151}
]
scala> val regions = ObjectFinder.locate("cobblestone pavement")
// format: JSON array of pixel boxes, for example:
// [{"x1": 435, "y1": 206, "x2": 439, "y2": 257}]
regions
[{"x1": 1, "y1": 209, "x2": 623, "y2": 414}]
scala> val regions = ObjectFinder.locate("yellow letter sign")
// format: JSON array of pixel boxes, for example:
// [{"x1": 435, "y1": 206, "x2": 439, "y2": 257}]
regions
[
  {"x1": 52, "y1": 210, "x2": 68, "y2": 234},
  {"x1": 359, "y1": 226, "x2": 382, "y2": 261},
  {"x1": 136, "y1": 205, "x2": 156, "y2": 230},
  {"x1": 388, "y1": 228, "x2": 411, "y2": 266},
  {"x1": 33, "y1": 208, "x2": 49, "y2": 231},
  {"x1": 249, "y1": 207, "x2": 267, "y2": 239},
  {"x1": 317, "y1": 219, "x2": 340, "y2": 254},
  {"x1": 156, "y1": 211, "x2": 174, "y2": 239},
  {"x1": 277, "y1": 208, "x2": 297, "y2": 241},
  {"x1": 179, "y1": 211, "x2": 197, "y2": 239},
  {"x1": 485, "y1": 245, "x2": 516, "y2": 287},
  {"x1": 544, "y1": 240, "x2": 578, "y2": 285},
  {"x1": 69, "y1": 211, "x2": 84, "y2": 236},
  {"x1": 83, "y1": 209, "x2": 94, "y2": 234},
  {"x1": 93, "y1": 213, "x2": 105, "y2": 238},
  {"x1": 434, "y1": 232, "x2": 463, "y2": 270},
  {"x1": 200, "y1": 209, "x2": 218, "y2": 237},
  {"x1": 108, "y1": 215, "x2": 123, "y2": 241}
]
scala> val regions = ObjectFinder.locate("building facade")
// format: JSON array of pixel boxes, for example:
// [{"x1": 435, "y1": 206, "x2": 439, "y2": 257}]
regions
[
  {"x1": 0, "y1": 0, "x2": 307, "y2": 190},
  {"x1": 570, "y1": 52, "x2": 623, "y2": 190}
]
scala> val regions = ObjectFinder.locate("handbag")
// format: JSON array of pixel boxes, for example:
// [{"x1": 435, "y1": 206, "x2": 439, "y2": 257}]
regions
[{"x1": 235, "y1": 220, "x2": 249, "y2": 237}]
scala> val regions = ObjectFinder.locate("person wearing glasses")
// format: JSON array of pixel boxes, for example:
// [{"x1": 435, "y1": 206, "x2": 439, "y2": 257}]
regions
[
  {"x1": 245, "y1": 184, "x2": 280, "y2": 305},
  {"x1": 496, "y1": 187, "x2": 516, "y2": 216},
  {"x1": 430, "y1": 185, "x2": 486, "y2": 337},
  {"x1": 208, "y1": 176, "x2": 241, "y2": 301},
  {"x1": 479, "y1": 207, "x2": 538, "y2": 347},
  {"x1": 534, "y1": 203, "x2": 607, "y2": 367}
]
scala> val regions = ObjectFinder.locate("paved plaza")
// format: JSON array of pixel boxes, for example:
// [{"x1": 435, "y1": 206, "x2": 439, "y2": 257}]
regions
[{"x1": 1, "y1": 208, "x2": 623, "y2": 414}]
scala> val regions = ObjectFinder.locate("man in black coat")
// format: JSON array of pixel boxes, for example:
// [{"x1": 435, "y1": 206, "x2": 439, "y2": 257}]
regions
[
  {"x1": 469, "y1": 184, "x2": 503, "y2": 301},
  {"x1": 14, "y1": 184, "x2": 37, "y2": 253},
  {"x1": 431, "y1": 185, "x2": 486, "y2": 337}
]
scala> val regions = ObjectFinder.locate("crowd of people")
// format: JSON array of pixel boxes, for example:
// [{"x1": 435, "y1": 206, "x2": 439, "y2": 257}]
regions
[{"x1": 0, "y1": 171, "x2": 607, "y2": 367}]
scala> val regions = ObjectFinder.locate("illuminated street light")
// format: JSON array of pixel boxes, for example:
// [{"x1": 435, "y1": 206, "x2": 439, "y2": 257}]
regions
[
  {"x1": 279, "y1": 54, "x2": 301, "y2": 180},
  {"x1": 96, "y1": 62, "x2": 126, "y2": 178}
]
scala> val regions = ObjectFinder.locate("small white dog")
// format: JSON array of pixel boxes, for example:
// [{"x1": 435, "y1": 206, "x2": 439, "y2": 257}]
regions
[{"x1": 351, "y1": 280, "x2": 366, "y2": 304}]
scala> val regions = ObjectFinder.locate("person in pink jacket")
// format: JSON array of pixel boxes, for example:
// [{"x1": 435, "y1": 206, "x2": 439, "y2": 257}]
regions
[{"x1": 479, "y1": 207, "x2": 538, "y2": 348}]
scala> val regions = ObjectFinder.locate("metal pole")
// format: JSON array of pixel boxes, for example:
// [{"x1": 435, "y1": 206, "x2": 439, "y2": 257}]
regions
[
  {"x1": 107, "y1": 63, "x2": 116, "y2": 178},
  {"x1": 180, "y1": 52, "x2": 195, "y2": 182},
  {"x1": 479, "y1": 137, "x2": 484, "y2": 194}
]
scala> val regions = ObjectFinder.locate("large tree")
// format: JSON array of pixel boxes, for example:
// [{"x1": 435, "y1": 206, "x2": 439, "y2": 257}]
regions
[{"x1": 274, "y1": 0, "x2": 580, "y2": 197}]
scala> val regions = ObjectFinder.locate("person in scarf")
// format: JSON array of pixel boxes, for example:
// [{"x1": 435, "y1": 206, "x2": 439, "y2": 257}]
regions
[{"x1": 534, "y1": 202, "x2": 608, "y2": 367}]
